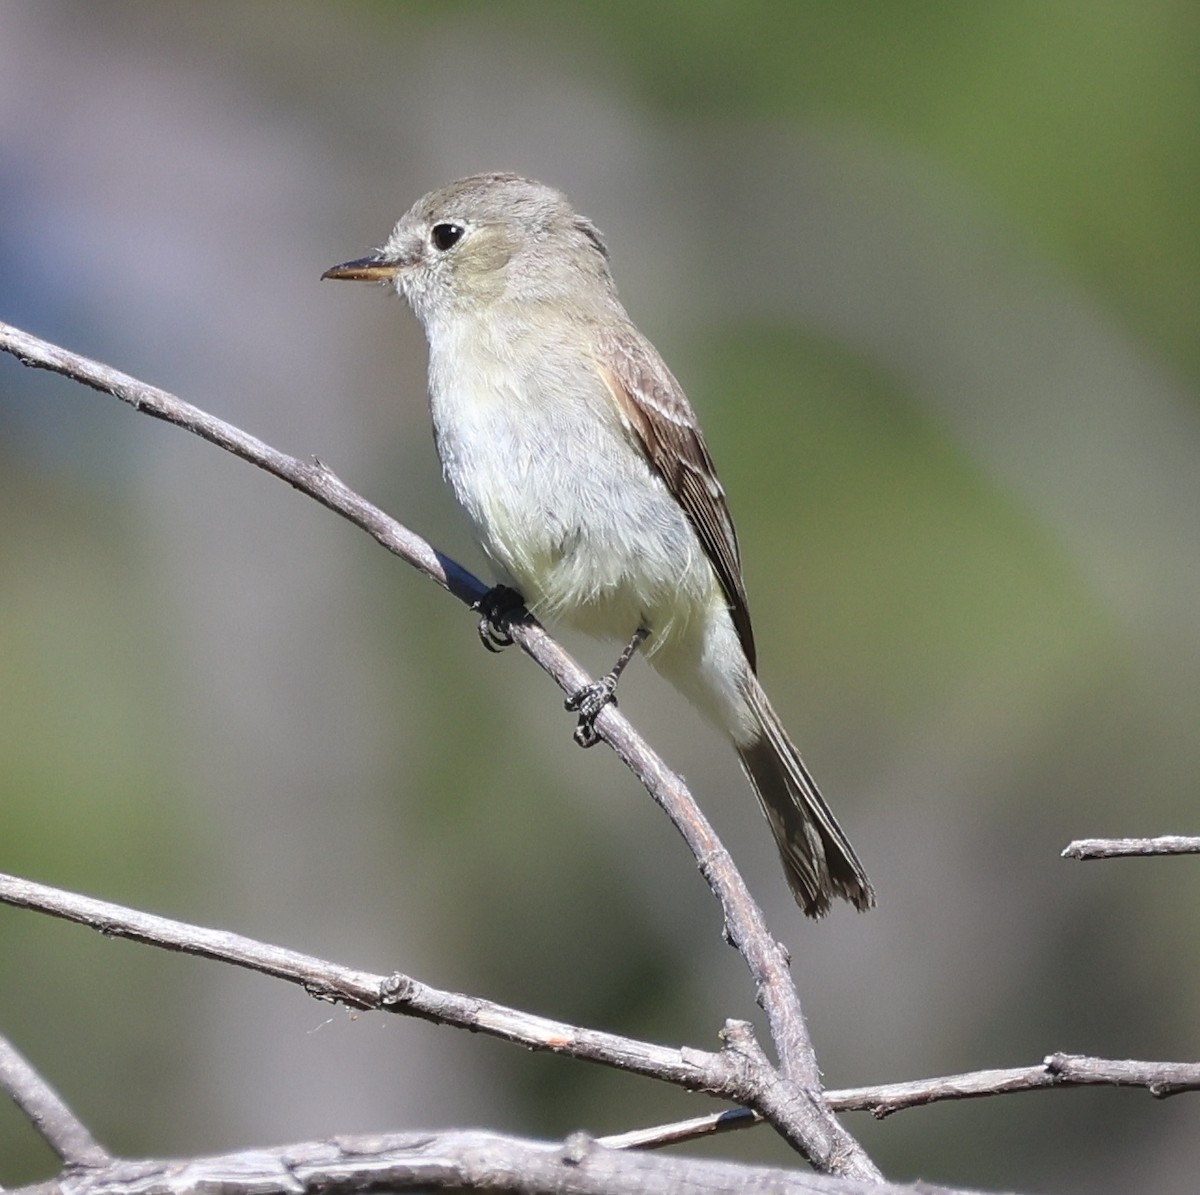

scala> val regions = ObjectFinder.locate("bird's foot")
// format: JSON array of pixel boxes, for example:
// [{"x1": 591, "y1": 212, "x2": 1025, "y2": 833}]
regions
[
  {"x1": 565, "y1": 676, "x2": 618, "y2": 748},
  {"x1": 474, "y1": 585, "x2": 525, "y2": 653},
  {"x1": 564, "y1": 627, "x2": 649, "y2": 748}
]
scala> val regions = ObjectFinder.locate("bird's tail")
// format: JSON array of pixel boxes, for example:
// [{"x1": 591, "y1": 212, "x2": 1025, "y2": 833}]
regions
[{"x1": 736, "y1": 673, "x2": 874, "y2": 918}]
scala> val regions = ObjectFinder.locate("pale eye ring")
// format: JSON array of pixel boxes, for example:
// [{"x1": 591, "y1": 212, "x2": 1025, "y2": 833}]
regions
[{"x1": 431, "y1": 223, "x2": 465, "y2": 251}]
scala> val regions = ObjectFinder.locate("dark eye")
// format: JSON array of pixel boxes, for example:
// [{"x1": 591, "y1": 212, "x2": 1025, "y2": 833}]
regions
[{"x1": 431, "y1": 223, "x2": 465, "y2": 251}]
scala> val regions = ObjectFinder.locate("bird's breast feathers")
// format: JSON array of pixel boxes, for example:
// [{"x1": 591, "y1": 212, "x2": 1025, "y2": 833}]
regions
[{"x1": 427, "y1": 331, "x2": 723, "y2": 650}]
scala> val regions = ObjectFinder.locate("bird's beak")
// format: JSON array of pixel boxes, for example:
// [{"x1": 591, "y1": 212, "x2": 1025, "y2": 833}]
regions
[{"x1": 321, "y1": 255, "x2": 400, "y2": 282}]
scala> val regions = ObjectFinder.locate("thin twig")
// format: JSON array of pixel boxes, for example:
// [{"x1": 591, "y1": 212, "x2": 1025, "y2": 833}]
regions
[
  {"x1": 598, "y1": 1107, "x2": 761, "y2": 1151},
  {"x1": 0, "y1": 320, "x2": 875, "y2": 1179},
  {"x1": 827, "y1": 1054, "x2": 1200, "y2": 1117},
  {"x1": 595, "y1": 1049, "x2": 1200, "y2": 1150},
  {"x1": 0, "y1": 1034, "x2": 110, "y2": 1168},
  {"x1": 5, "y1": 1127, "x2": 1004, "y2": 1195},
  {"x1": 1062, "y1": 836, "x2": 1200, "y2": 860}
]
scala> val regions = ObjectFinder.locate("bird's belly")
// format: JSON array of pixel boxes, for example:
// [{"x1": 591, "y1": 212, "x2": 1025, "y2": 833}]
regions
[{"x1": 433, "y1": 386, "x2": 720, "y2": 650}]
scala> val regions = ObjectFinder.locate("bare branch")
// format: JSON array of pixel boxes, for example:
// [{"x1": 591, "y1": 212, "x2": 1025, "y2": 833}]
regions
[
  {"x1": 8, "y1": 1128, "x2": 1005, "y2": 1195},
  {"x1": 0, "y1": 322, "x2": 482, "y2": 606},
  {"x1": 596, "y1": 1050, "x2": 1200, "y2": 1150},
  {"x1": 827, "y1": 1053, "x2": 1200, "y2": 1117},
  {"x1": 0, "y1": 872, "x2": 744, "y2": 1094},
  {"x1": 0, "y1": 1035, "x2": 110, "y2": 1169},
  {"x1": 9, "y1": 870, "x2": 1195, "y2": 1179},
  {"x1": 0, "y1": 870, "x2": 893, "y2": 1180},
  {"x1": 0, "y1": 321, "x2": 874, "y2": 1178},
  {"x1": 1062, "y1": 836, "x2": 1200, "y2": 860}
]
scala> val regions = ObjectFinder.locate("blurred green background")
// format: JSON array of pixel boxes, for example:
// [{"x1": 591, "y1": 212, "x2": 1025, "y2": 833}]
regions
[{"x1": 2, "y1": 3, "x2": 1198, "y2": 1191}]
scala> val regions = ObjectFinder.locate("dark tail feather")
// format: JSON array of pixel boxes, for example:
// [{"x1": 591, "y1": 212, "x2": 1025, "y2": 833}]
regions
[{"x1": 736, "y1": 675, "x2": 874, "y2": 917}]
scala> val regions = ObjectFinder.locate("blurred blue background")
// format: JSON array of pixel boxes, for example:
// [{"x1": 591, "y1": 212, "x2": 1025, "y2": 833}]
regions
[{"x1": 2, "y1": 3, "x2": 1198, "y2": 1191}]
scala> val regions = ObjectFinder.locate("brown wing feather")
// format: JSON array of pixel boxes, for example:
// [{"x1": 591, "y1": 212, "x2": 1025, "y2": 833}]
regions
[{"x1": 596, "y1": 327, "x2": 757, "y2": 670}]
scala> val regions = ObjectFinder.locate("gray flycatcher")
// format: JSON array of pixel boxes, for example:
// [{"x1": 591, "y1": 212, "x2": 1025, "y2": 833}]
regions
[{"x1": 324, "y1": 173, "x2": 874, "y2": 917}]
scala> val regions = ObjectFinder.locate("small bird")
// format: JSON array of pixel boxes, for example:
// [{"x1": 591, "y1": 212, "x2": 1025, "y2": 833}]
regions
[{"x1": 324, "y1": 173, "x2": 873, "y2": 917}]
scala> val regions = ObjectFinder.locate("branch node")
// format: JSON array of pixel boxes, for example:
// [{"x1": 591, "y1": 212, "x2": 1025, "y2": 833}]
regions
[
  {"x1": 560, "y1": 1130, "x2": 595, "y2": 1166},
  {"x1": 718, "y1": 1019, "x2": 772, "y2": 1078},
  {"x1": 379, "y1": 972, "x2": 416, "y2": 1006},
  {"x1": 1042, "y1": 1052, "x2": 1070, "y2": 1078},
  {"x1": 718, "y1": 1019, "x2": 757, "y2": 1050}
]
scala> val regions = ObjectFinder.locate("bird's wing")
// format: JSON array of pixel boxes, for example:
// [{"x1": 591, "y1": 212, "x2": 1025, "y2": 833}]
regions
[{"x1": 595, "y1": 325, "x2": 756, "y2": 670}]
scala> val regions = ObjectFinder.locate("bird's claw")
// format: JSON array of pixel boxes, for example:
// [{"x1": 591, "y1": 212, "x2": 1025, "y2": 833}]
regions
[
  {"x1": 565, "y1": 677, "x2": 618, "y2": 748},
  {"x1": 474, "y1": 585, "x2": 525, "y2": 653}
]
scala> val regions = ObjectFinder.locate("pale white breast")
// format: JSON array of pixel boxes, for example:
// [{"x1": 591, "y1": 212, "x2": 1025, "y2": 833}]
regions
[{"x1": 425, "y1": 316, "x2": 725, "y2": 654}]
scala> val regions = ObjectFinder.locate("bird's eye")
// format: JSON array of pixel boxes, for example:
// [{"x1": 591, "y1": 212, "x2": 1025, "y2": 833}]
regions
[{"x1": 430, "y1": 223, "x2": 465, "y2": 251}]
